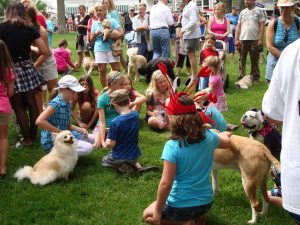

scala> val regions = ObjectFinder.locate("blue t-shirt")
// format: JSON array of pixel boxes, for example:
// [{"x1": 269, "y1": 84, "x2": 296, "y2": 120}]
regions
[
  {"x1": 162, "y1": 129, "x2": 219, "y2": 208},
  {"x1": 225, "y1": 13, "x2": 239, "y2": 26},
  {"x1": 41, "y1": 95, "x2": 82, "y2": 151},
  {"x1": 97, "y1": 91, "x2": 119, "y2": 128},
  {"x1": 108, "y1": 10, "x2": 121, "y2": 26},
  {"x1": 91, "y1": 18, "x2": 120, "y2": 52},
  {"x1": 206, "y1": 105, "x2": 228, "y2": 132},
  {"x1": 108, "y1": 111, "x2": 141, "y2": 160}
]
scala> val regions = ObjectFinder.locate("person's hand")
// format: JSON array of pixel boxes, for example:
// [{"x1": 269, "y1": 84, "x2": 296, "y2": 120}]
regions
[
  {"x1": 129, "y1": 102, "x2": 134, "y2": 109},
  {"x1": 79, "y1": 122, "x2": 88, "y2": 129},
  {"x1": 257, "y1": 39, "x2": 263, "y2": 47},
  {"x1": 80, "y1": 128, "x2": 88, "y2": 136},
  {"x1": 179, "y1": 31, "x2": 184, "y2": 38},
  {"x1": 235, "y1": 40, "x2": 241, "y2": 49},
  {"x1": 101, "y1": 141, "x2": 106, "y2": 148},
  {"x1": 152, "y1": 210, "x2": 162, "y2": 225},
  {"x1": 95, "y1": 29, "x2": 102, "y2": 36},
  {"x1": 143, "y1": 25, "x2": 149, "y2": 30}
]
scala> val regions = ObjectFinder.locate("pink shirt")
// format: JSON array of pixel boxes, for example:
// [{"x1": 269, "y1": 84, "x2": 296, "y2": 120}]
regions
[
  {"x1": 0, "y1": 69, "x2": 15, "y2": 113},
  {"x1": 53, "y1": 47, "x2": 75, "y2": 72},
  {"x1": 209, "y1": 73, "x2": 224, "y2": 97},
  {"x1": 211, "y1": 16, "x2": 228, "y2": 42}
]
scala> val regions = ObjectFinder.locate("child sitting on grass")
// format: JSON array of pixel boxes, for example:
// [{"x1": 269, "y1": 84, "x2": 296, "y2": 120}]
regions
[
  {"x1": 102, "y1": 89, "x2": 158, "y2": 176},
  {"x1": 123, "y1": 76, "x2": 146, "y2": 112}
]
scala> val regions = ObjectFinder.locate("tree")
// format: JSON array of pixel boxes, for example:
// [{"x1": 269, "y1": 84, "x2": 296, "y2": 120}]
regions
[
  {"x1": 57, "y1": 0, "x2": 66, "y2": 33},
  {"x1": 35, "y1": 0, "x2": 47, "y2": 12},
  {"x1": 0, "y1": 0, "x2": 10, "y2": 16}
]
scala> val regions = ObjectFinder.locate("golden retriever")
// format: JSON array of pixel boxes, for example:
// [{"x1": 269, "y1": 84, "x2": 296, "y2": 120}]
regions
[{"x1": 127, "y1": 47, "x2": 147, "y2": 82}]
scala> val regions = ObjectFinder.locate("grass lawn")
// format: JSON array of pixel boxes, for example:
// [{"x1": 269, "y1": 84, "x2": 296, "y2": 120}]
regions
[{"x1": 0, "y1": 32, "x2": 294, "y2": 225}]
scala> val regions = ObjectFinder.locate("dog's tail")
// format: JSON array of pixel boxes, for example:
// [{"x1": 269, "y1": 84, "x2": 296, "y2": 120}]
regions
[
  {"x1": 263, "y1": 148, "x2": 281, "y2": 171},
  {"x1": 14, "y1": 166, "x2": 33, "y2": 181}
]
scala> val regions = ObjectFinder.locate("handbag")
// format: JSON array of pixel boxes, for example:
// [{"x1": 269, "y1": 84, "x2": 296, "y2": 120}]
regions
[{"x1": 111, "y1": 39, "x2": 122, "y2": 57}]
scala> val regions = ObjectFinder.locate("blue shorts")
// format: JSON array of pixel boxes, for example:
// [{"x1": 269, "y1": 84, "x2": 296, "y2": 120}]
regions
[
  {"x1": 228, "y1": 36, "x2": 235, "y2": 53},
  {"x1": 289, "y1": 212, "x2": 300, "y2": 224},
  {"x1": 162, "y1": 202, "x2": 212, "y2": 222}
]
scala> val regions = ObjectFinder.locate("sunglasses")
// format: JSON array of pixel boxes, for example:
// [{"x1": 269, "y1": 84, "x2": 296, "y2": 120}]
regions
[{"x1": 284, "y1": 29, "x2": 289, "y2": 43}]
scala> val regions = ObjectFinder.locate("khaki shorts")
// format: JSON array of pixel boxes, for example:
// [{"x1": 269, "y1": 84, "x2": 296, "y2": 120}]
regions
[
  {"x1": 184, "y1": 38, "x2": 200, "y2": 52},
  {"x1": 0, "y1": 113, "x2": 11, "y2": 126},
  {"x1": 77, "y1": 35, "x2": 89, "y2": 53}
]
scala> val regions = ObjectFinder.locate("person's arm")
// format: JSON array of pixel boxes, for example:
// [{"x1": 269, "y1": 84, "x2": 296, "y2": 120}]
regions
[
  {"x1": 6, "y1": 80, "x2": 14, "y2": 97},
  {"x1": 266, "y1": 20, "x2": 281, "y2": 58},
  {"x1": 33, "y1": 28, "x2": 51, "y2": 68},
  {"x1": 105, "y1": 138, "x2": 116, "y2": 148},
  {"x1": 71, "y1": 100, "x2": 87, "y2": 128},
  {"x1": 130, "y1": 91, "x2": 147, "y2": 109},
  {"x1": 36, "y1": 106, "x2": 61, "y2": 132},
  {"x1": 32, "y1": 37, "x2": 48, "y2": 58},
  {"x1": 217, "y1": 131, "x2": 231, "y2": 149},
  {"x1": 96, "y1": 108, "x2": 106, "y2": 148},
  {"x1": 65, "y1": 51, "x2": 76, "y2": 68},
  {"x1": 258, "y1": 20, "x2": 265, "y2": 46},
  {"x1": 86, "y1": 109, "x2": 99, "y2": 129},
  {"x1": 264, "y1": 116, "x2": 283, "y2": 126},
  {"x1": 152, "y1": 160, "x2": 175, "y2": 224},
  {"x1": 166, "y1": 8, "x2": 174, "y2": 26},
  {"x1": 68, "y1": 123, "x2": 88, "y2": 135},
  {"x1": 108, "y1": 27, "x2": 124, "y2": 40},
  {"x1": 234, "y1": 21, "x2": 241, "y2": 46},
  {"x1": 221, "y1": 17, "x2": 230, "y2": 38}
]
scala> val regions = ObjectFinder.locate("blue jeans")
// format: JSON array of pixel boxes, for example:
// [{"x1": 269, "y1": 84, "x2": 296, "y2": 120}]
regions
[
  {"x1": 199, "y1": 77, "x2": 209, "y2": 90},
  {"x1": 150, "y1": 28, "x2": 170, "y2": 59},
  {"x1": 136, "y1": 35, "x2": 148, "y2": 58},
  {"x1": 265, "y1": 52, "x2": 278, "y2": 81}
]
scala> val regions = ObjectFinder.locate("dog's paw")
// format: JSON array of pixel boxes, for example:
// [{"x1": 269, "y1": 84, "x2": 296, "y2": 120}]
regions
[{"x1": 247, "y1": 219, "x2": 257, "y2": 224}]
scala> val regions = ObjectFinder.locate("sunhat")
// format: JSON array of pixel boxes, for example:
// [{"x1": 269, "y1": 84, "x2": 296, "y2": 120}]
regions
[
  {"x1": 57, "y1": 75, "x2": 85, "y2": 92},
  {"x1": 277, "y1": 0, "x2": 295, "y2": 7}
]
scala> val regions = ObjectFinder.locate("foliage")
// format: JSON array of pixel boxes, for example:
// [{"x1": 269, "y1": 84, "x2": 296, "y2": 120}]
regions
[
  {"x1": 0, "y1": 0, "x2": 10, "y2": 16},
  {"x1": 35, "y1": 0, "x2": 47, "y2": 12},
  {"x1": 0, "y1": 33, "x2": 295, "y2": 225},
  {"x1": 0, "y1": 0, "x2": 47, "y2": 16}
]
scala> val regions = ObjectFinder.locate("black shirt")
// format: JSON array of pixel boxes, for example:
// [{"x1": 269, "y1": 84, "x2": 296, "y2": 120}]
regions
[
  {"x1": 77, "y1": 14, "x2": 90, "y2": 35},
  {"x1": 0, "y1": 22, "x2": 40, "y2": 62},
  {"x1": 124, "y1": 14, "x2": 133, "y2": 33}
]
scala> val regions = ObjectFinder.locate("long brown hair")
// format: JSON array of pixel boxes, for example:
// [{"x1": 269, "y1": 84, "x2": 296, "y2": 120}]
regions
[
  {"x1": 25, "y1": 5, "x2": 40, "y2": 30},
  {"x1": 78, "y1": 75, "x2": 96, "y2": 108},
  {"x1": 0, "y1": 40, "x2": 14, "y2": 83},
  {"x1": 4, "y1": 2, "x2": 31, "y2": 27},
  {"x1": 168, "y1": 95, "x2": 206, "y2": 145}
]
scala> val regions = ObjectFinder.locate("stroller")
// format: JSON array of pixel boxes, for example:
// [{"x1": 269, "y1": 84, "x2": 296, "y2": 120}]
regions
[{"x1": 198, "y1": 40, "x2": 229, "y2": 91}]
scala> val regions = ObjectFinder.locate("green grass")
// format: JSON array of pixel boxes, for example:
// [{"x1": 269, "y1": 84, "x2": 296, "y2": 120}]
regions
[{"x1": 0, "y1": 33, "x2": 293, "y2": 225}]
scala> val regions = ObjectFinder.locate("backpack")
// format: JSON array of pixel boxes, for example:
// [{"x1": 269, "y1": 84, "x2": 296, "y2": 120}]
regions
[{"x1": 273, "y1": 17, "x2": 300, "y2": 32}]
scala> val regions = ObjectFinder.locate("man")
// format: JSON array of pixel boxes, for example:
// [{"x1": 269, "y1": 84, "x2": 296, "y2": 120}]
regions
[
  {"x1": 149, "y1": 0, "x2": 174, "y2": 59},
  {"x1": 179, "y1": 0, "x2": 201, "y2": 81},
  {"x1": 262, "y1": 38, "x2": 300, "y2": 225},
  {"x1": 235, "y1": 0, "x2": 265, "y2": 83}
]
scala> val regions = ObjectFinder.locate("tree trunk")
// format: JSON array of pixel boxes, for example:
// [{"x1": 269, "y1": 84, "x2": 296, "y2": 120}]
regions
[
  {"x1": 238, "y1": 0, "x2": 246, "y2": 11},
  {"x1": 57, "y1": 0, "x2": 66, "y2": 33},
  {"x1": 220, "y1": 0, "x2": 232, "y2": 13}
]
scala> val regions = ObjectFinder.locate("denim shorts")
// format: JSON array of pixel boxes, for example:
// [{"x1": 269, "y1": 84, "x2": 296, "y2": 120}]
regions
[
  {"x1": 162, "y1": 202, "x2": 213, "y2": 221},
  {"x1": 265, "y1": 53, "x2": 278, "y2": 81}
]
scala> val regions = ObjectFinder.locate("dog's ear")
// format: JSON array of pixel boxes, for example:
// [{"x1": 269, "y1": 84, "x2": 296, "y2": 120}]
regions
[
  {"x1": 249, "y1": 107, "x2": 258, "y2": 112},
  {"x1": 52, "y1": 132, "x2": 59, "y2": 141}
]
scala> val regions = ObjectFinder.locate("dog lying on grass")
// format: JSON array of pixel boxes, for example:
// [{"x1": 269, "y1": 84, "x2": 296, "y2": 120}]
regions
[
  {"x1": 235, "y1": 75, "x2": 253, "y2": 89},
  {"x1": 212, "y1": 134, "x2": 281, "y2": 224},
  {"x1": 14, "y1": 131, "x2": 78, "y2": 186}
]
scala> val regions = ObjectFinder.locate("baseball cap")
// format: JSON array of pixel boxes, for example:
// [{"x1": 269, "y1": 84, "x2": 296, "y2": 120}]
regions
[
  {"x1": 129, "y1": 6, "x2": 135, "y2": 11},
  {"x1": 277, "y1": 0, "x2": 295, "y2": 7},
  {"x1": 57, "y1": 75, "x2": 85, "y2": 92},
  {"x1": 109, "y1": 89, "x2": 130, "y2": 105},
  {"x1": 232, "y1": 6, "x2": 239, "y2": 10}
]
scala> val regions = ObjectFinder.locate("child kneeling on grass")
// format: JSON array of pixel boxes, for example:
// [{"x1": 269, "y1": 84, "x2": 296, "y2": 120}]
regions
[
  {"x1": 143, "y1": 93, "x2": 231, "y2": 225},
  {"x1": 102, "y1": 89, "x2": 159, "y2": 177}
]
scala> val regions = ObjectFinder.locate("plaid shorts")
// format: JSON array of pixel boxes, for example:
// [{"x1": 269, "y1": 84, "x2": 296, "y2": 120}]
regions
[{"x1": 14, "y1": 59, "x2": 41, "y2": 93}]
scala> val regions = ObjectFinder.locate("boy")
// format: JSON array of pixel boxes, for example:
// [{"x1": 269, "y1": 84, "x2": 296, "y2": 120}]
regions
[
  {"x1": 102, "y1": 89, "x2": 158, "y2": 176},
  {"x1": 198, "y1": 34, "x2": 219, "y2": 90}
]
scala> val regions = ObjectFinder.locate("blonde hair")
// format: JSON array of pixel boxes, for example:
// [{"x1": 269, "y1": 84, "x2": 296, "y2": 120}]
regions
[
  {"x1": 138, "y1": 3, "x2": 147, "y2": 10},
  {"x1": 214, "y1": 2, "x2": 225, "y2": 15},
  {"x1": 107, "y1": 71, "x2": 125, "y2": 87},
  {"x1": 102, "y1": 0, "x2": 116, "y2": 11},
  {"x1": 204, "y1": 56, "x2": 221, "y2": 75},
  {"x1": 94, "y1": 3, "x2": 107, "y2": 15},
  {"x1": 145, "y1": 70, "x2": 170, "y2": 97},
  {"x1": 21, "y1": 0, "x2": 38, "y2": 12}
]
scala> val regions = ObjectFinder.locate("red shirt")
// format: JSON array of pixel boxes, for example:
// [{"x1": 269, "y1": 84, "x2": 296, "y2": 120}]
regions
[
  {"x1": 199, "y1": 48, "x2": 219, "y2": 65},
  {"x1": 37, "y1": 14, "x2": 47, "y2": 29}
]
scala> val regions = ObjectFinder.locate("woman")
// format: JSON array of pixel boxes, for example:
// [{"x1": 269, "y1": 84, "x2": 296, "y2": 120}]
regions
[
  {"x1": 91, "y1": 3, "x2": 124, "y2": 88},
  {"x1": 86, "y1": 7, "x2": 98, "y2": 57},
  {"x1": 0, "y1": 2, "x2": 47, "y2": 148},
  {"x1": 266, "y1": 0, "x2": 299, "y2": 83},
  {"x1": 103, "y1": 0, "x2": 127, "y2": 72},
  {"x1": 124, "y1": 6, "x2": 135, "y2": 34},
  {"x1": 132, "y1": 3, "x2": 150, "y2": 59},
  {"x1": 207, "y1": 3, "x2": 230, "y2": 43},
  {"x1": 21, "y1": 0, "x2": 47, "y2": 29},
  {"x1": 75, "y1": 5, "x2": 91, "y2": 68}
]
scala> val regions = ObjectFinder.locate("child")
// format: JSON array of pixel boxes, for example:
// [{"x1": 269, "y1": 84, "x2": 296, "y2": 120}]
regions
[
  {"x1": 123, "y1": 76, "x2": 146, "y2": 112},
  {"x1": 203, "y1": 56, "x2": 227, "y2": 112},
  {"x1": 145, "y1": 70, "x2": 170, "y2": 130},
  {"x1": 71, "y1": 75, "x2": 99, "y2": 129},
  {"x1": 36, "y1": 75, "x2": 95, "y2": 157},
  {"x1": 53, "y1": 39, "x2": 77, "y2": 74},
  {"x1": 143, "y1": 93, "x2": 231, "y2": 225},
  {"x1": 0, "y1": 40, "x2": 15, "y2": 178},
  {"x1": 198, "y1": 34, "x2": 219, "y2": 90},
  {"x1": 93, "y1": 71, "x2": 126, "y2": 148}
]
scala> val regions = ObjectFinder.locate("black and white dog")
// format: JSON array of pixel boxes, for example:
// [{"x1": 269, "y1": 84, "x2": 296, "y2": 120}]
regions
[{"x1": 240, "y1": 108, "x2": 282, "y2": 159}]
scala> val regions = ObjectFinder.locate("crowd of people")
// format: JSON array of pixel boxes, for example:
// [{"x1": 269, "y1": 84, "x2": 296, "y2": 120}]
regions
[{"x1": 0, "y1": 0, "x2": 300, "y2": 224}]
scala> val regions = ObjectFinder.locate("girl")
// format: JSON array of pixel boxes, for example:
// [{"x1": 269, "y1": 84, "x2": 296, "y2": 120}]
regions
[
  {"x1": 123, "y1": 76, "x2": 146, "y2": 112},
  {"x1": 93, "y1": 71, "x2": 126, "y2": 148},
  {"x1": 0, "y1": 2, "x2": 47, "y2": 148},
  {"x1": 203, "y1": 56, "x2": 227, "y2": 112},
  {"x1": 71, "y1": 75, "x2": 99, "y2": 129},
  {"x1": 143, "y1": 94, "x2": 231, "y2": 225},
  {"x1": 0, "y1": 40, "x2": 15, "y2": 177},
  {"x1": 36, "y1": 75, "x2": 95, "y2": 157},
  {"x1": 53, "y1": 39, "x2": 77, "y2": 74},
  {"x1": 145, "y1": 70, "x2": 170, "y2": 130}
]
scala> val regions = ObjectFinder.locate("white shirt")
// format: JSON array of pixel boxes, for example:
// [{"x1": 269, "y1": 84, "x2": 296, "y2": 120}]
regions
[
  {"x1": 262, "y1": 38, "x2": 300, "y2": 215},
  {"x1": 132, "y1": 14, "x2": 149, "y2": 44},
  {"x1": 181, "y1": 0, "x2": 201, "y2": 39},
  {"x1": 149, "y1": 1, "x2": 173, "y2": 29}
]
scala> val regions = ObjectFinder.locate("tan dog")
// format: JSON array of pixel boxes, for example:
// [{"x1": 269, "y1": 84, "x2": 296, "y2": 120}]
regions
[
  {"x1": 235, "y1": 75, "x2": 253, "y2": 89},
  {"x1": 212, "y1": 135, "x2": 281, "y2": 224},
  {"x1": 14, "y1": 131, "x2": 78, "y2": 186},
  {"x1": 127, "y1": 47, "x2": 147, "y2": 82},
  {"x1": 82, "y1": 57, "x2": 98, "y2": 76}
]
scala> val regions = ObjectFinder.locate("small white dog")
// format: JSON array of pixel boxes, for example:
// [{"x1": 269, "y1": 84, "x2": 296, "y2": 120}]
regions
[
  {"x1": 235, "y1": 75, "x2": 252, "y2": 89},
  {"x1": 127, "y1": 47, "x2": 147, "y2": 82},
  {"x1": 82, "y1": 57, "x2": 98, "y2": 76},
  {"x1": 14, "y1": 130, "x2": 78, "y2": 186}
]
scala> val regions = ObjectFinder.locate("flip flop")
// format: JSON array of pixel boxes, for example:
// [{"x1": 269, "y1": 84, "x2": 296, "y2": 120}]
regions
[{"x1": 10, "y1": 141, "x2": 32, "y2": 149}]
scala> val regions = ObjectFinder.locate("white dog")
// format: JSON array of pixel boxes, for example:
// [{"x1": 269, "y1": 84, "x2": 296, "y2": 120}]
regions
[
  {"x1": 235, "y1": 75, "x2": 252, "y2": 89},
  {"x1": 127, "y1": 47, "x2": 147, "y2": 82},
  {"x1": 82, "y1": 57, "x2": 98, "y2": 76},
  {"x1": 14, "y1": 130, "x2": 78, "y2": 186}
]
